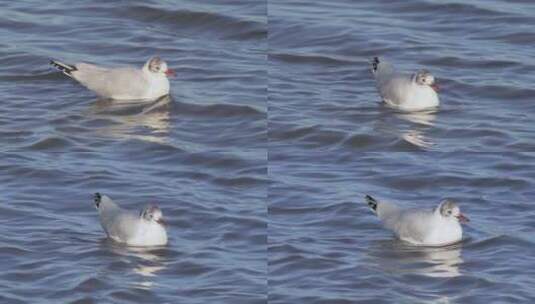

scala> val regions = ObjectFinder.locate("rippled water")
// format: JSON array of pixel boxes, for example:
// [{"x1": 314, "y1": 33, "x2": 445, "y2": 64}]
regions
[
  {"x1": 269, "y1": 152, "x2": 535, "y2": 303},
  {"x1": 2, "y1": 0, "x2": 535, "y2": 303},
  {"x1": 269, "y1": 0, "x2": 535, "y2": 151},
  {"x1": 268, "y1": 0, "x2": 535, "y2": 303},
  {"x1": 0, "y1": 1, "x2": 266, "y2": 303}
]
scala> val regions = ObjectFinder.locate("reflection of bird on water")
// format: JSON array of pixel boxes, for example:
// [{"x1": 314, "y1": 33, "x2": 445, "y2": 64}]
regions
[
  {"x1": 103, "y1": 237, "x2": 168, "y2": 289},
  {"x1": 369, "y1": 239, "x2": 464, "y2": 278},
  {"x1": 401, "y1": 130, "x2": 434, "y2": 149},
  {"x1": 396, "y1": 110, "x2": 437, "y2": 149},
  {"x1": 90, "y1": 95, "x2": 172, "y2": 144},
  {"x1": 419, "y1": 245, "x2": 463, "y2": 278},
  {"x1": 396, "y1": 110, "x2": 437, "y2": 126}
]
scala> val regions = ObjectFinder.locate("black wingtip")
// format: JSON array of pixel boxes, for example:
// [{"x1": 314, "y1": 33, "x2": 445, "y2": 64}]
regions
[
  {"x1": 371, "y1": 57, "x2": 380, "y2": 72},
  {"x1": 94, "y1": 192, "x2": 102, "y2": 208},
  {"x1": 50, "y1": 60, "x2": 76, "y2": 75},
  {"x1": 49, "y1": 60, "x2": 61, "y2": 67},
  {"x1": 365, "y1": 195, "x2": 378, "y2": 211}
]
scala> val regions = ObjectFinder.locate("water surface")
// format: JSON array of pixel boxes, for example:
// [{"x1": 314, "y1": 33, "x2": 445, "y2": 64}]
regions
[
  {"x1": 269, "y1": 152, "x2": 535, "y2": 303},
  {"x1": 269, "y1": 0, "x2": 535, "y2": 151},
  {"x1": 269, "y1": 1, "x2": 535, "y2": 302},
  {"x1": 0, "y1": 1, "x2": 266, "y2": 303}
]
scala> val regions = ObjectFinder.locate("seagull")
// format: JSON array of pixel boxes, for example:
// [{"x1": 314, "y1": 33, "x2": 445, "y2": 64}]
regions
[
  {"x1": 365, "y1": 195, "x2": 469, "y2": 246},
  {"x1": 94, "y1": 193, "x2": 168, "y2": 246},
  {"x1": 50, "y1": 57, "x2": 175, "y2": 101},
  {"x1": 370, "y1": 57, "x2": 440, "y2": 111}
]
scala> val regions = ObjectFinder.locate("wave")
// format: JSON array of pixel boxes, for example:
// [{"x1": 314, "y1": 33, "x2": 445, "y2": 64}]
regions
[
  {"x1": 124, "y1": 6, "x2": 265, "y2": 41},
  {"x1": 174, "y1": 101, "x2": 265, "y2": 118}
]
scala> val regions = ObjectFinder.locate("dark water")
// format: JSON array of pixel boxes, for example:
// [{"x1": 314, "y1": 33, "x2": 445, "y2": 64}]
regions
[
  {"x1": 0, "y1": 1, "x2": 266, "y2": 303},
  {"x1": 2, "y1": 0, "x2": 535, "y2": 303}
]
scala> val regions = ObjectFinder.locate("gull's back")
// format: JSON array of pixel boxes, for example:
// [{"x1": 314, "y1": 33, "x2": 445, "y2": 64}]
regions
[
  {"x1": 370, "y1": 196, "x2": 435, "y2": 244},
  {"x1": 372, "y1": 60, "x2": 414, "y2": 108},
  {"x1": 101, "y1": 209, "x2": 142, "y2": 243},
  {"x1": 72, "y1": 63, "x2": 149, "y2": 99},
  {"x1": 382, "y1": 207, "x2": 435, "y2": 244},
  {"x1": 98, "y1": 197, "x2": 140, "y2": 242}
]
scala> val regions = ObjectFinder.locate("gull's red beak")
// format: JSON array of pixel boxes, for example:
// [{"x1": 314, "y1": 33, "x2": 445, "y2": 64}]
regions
[
  {"x1": 431, "y1": 83, "x2": 439, "y2": 92},
  {"x1": 456, "y1": 213, "x2": 469, "y2": 224},
  {"x1": 165, "y1": 68, "x2": 176, "y2": 77}
]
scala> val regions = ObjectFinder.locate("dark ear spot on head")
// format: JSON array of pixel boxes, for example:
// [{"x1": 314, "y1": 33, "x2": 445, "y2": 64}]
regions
[
  {"x1": 439, "y1": 200, "x2": 456, "y2": 216},
  {"x1": 148, "y1": 57, "x2": 162, "y2": 72},
  {"x1": 141, "y1": 207, "x2": 154, "y2": 220}
]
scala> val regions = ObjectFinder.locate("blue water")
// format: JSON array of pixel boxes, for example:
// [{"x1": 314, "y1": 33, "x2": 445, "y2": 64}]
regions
[
  {"x1": 268, "y1": 0, "x2": 535, "y2": 303},
  {"x1": 2, "y1": 0, "x2": 535, "y2": 303},
  {"x1": 269, "y1": 151, "x2": 535, "y2": 303},
  {"x1": 0, "y1": 1, "x2": 266, "y2": 303},
  {"x1": 269, "y1": 0, "x2": 535, "y2": 151}
]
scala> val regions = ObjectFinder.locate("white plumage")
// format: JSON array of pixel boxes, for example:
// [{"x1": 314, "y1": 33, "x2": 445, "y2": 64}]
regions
[
  {"x1": 365, "y1": 195, "x2": 469, "y2": 246},
  {"x1": 94, "y1": 193, "x2": 168, "y2": 247},
  {"x1": 51, "y1": 57, "x2": 175, "y2": 101},
  {"x1": 371, "y1": 57, "x2": 440, "y2": 111}
]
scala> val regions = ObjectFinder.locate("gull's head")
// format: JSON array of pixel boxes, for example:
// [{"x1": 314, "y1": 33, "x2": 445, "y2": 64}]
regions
[
  {"x1": 414, "y1": 69, "x2": 439, "y2": 92},
  {"x1": 141, "y1": 205, "x2": 165, "y2": 226},
  {"x1": 438, "y1": 200, "x2": 469, "y2": 224},
  {"x1": 146, "y1": 56, "x2": 175, "y2": 78}
]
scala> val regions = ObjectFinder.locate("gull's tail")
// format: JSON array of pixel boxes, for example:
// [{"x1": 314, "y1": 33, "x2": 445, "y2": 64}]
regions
[
  {"x1": 371, "y1": 57, "x2": 380, "y2": 74},
  {"x1": 94, "y1": 192, "x2": 102, "y2": 208},
  {"x1": 370, "y1": 57, "x2": 394, "y2": 80},
  {"x1": 50, "y1": 60, "x2": 76, "y2": 78},
  {"x1": 365, "y1": 195, "x2": 378, "y2": 213}
]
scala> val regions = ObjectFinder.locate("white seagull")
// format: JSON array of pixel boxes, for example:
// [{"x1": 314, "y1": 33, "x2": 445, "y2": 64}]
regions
[
  {"x1": 51, "y1": 57, "x2": 175, "y2": 101},
  {"x1": 365, "y1": 195, "x2": 469, "y2": 246},
  {"x1": 94, "y1": 193, "x2": 168, "y2": 247},
  {"x1": 371, "y1": 57, "x2": 440, "y2": 111}
]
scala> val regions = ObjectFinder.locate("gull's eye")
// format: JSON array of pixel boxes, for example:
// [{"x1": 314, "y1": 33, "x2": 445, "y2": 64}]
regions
[{"x1": 447, "y1": 210, "x2": 452, "y2": 215}]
